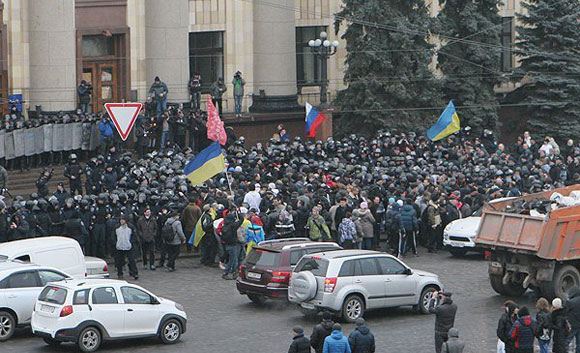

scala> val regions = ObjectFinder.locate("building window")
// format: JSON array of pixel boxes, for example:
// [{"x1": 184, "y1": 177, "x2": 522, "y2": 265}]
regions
[
  {"x1": 189, "y1": 31, "x2": 224, "y2": 93},
  {"x1": 501, "y1": 17, "x2": 514, "y2": 71},
  {"x1": 82, "y1": 35, "x2": 114, "y2": 57},
  {"x1": 296, "y1": 26, "x2": 327, "y2": 86}
]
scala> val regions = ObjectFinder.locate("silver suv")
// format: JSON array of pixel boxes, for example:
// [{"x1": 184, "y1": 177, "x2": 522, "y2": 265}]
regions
[{"x1": 288, "y1": 250, "x2": 443, "y2": 322}]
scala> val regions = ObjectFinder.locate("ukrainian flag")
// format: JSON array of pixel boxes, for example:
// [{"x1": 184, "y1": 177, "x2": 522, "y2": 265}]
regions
[
  {"x1": 183, "y1": 142, "x2": 225, "y2": 186},
  {"x1": 426, "y1": 101, "x2": 461, "y2": 141}
]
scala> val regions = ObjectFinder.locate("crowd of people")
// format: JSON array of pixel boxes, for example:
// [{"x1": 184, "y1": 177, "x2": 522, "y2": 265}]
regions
[
  {"x1": 0, "y1": 90, "x2": 579, "y2": 350},
  {"x1": 496, "y1": 293, "x2": 580, "y2": 353}
]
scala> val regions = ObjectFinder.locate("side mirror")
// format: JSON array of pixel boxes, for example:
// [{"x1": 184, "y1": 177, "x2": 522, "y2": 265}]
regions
[
  {"x1": 150, "y1": 296, "x2": 160, "y2": 305},
  {"x1": 404, "y1": 268, "x2": 413, "y2": 275}
]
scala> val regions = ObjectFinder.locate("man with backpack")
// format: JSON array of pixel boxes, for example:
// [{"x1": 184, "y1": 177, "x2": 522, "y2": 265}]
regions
[
  {"x1": 220, "y1": 210, "x2": 244, "y2": 280},
  {"x1": 509, "y1": 306, "x2": 537, "y2": 353},
  {"x1": 162, "y1": 210, "x2": 186, "y2": 272}
]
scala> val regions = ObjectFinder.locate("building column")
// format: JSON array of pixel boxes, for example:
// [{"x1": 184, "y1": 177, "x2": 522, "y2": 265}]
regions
[
  {"x1": 28, "y1": 0, "x2": 76, "y2": 112},
  {"x1": 145, "y1": 0, "x2": 189, "y2": 103},
  {"x1": 250, "y1": 0, "x2": 301, "y2": 113}
]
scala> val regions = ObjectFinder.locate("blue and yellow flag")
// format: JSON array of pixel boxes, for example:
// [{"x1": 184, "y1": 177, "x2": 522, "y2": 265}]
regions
[
  {"x1": 183, "y1": 142, "x2": 225, "y2": 186},
  {"x1": 427, "y1": 101, "x2": 461, "y2": 141}
]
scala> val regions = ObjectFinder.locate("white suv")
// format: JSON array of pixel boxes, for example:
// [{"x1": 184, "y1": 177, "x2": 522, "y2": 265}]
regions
[
  {"x1": 31, "y1": 279, "x2": 187, "y2": 352},
  {"x1": 0, "y1": 260, "x2": 70, "y2": 341},
  {"x1": 288, "y1": 250, "x2": 443, "y2": 322}
]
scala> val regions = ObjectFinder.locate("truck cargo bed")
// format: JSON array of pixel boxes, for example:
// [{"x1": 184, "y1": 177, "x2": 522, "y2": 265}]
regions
[{"x1": 475, "y1": 185, "x2": 580, "y2": 261}]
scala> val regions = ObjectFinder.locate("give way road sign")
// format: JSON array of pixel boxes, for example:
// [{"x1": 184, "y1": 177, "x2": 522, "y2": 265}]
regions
[{"x1": 104, "y1": 102, "x2": 143, "y2": 141}]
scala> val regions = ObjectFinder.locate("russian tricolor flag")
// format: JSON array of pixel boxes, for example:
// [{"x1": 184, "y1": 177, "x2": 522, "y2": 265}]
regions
[{"x1": 305, "y1": 102, "x2": 327, "y2": 138}]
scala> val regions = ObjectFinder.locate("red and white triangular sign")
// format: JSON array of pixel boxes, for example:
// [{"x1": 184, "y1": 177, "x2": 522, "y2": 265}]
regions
[{"x1": 104, "y1": 103, "x2": 143, "y2": 141}]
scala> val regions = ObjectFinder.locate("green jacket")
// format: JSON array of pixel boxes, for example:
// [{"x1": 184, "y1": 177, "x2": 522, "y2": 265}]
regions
[{"x1": 307, "y1": 215, "x2": 330, "y2": 241}]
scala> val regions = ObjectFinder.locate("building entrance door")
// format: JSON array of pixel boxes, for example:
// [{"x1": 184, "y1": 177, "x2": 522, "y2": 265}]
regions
[{"x1": 82, "y1": 61, "x2": 119, "y2": 112}]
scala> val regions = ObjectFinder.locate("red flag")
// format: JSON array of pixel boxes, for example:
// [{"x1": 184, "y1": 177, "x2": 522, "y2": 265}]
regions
[{"x1": 206, "y1": 97, "x2": 227, "y2": 145}]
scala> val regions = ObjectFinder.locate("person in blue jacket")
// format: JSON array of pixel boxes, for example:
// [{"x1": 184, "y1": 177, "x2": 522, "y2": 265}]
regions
[{"x1": 323, "y1": 323, "x2": 351, "y2": 353}]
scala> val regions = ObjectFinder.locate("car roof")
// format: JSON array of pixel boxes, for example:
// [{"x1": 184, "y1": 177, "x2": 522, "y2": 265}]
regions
[
  {"x1": 49, "y1": 278, "x2": 129, "y2": 290},
  {"x1": 0, "y1": 236, "x2": 79, "y2": 255},
  {"x1": 305, "y1": 249, "x2": 385, "y2": 260},
  {"x1": 0, "y1": 260, "x2": 70, "y2": 278},
  {"x1": 0, "y1": 260, "x2": 40, "y2": 275},
  {"x1": 255, "y1": 238, "x2": 340, "y2": 251}
]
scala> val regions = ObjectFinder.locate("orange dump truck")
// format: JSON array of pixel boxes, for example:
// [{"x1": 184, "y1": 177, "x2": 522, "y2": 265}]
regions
[{"x1": 475, "y1": 184, "x2": 580, "y2": 299}]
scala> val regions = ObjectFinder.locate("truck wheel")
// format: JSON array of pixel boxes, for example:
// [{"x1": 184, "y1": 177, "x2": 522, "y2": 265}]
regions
[
  {"x1": 553, "y1": 265, "x2": 580, "y2": 299},
  {"x1": 489, "y1": 274, "x2": 526, "y2": 297},
  {"x1": 489, "y1": 274, "x2": 507, "y2": 295}
]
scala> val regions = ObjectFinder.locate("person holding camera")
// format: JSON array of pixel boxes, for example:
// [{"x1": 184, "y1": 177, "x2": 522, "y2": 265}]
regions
[
  {"x1": 210, "y1": 77, "x2": 227, "y2": 116},
  {"x1": 189, "y1": 73, "x2": 202, "y2": 111},
  {"x1": 429, "y1": 291, "x2": 458, "y2": 353},
  {"x1": 149, "y1": 76, "x2": 169, "y2": 118},
  {"x1": 77, "y1": 80, "x2": 92, "y2": 113},
  {"x1": 232, "y1": 71, "x2": 245, "y2": 117}
]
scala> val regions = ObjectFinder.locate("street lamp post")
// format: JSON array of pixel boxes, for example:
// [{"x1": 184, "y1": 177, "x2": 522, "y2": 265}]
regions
[{"x1": 308, "y1": 31, "x2": 339, "y2": 105}]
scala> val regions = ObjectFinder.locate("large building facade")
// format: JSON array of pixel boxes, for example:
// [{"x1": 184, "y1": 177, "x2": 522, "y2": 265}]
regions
[{"x1": 0, "y1": 0, "x2": 521, "y2": 114}]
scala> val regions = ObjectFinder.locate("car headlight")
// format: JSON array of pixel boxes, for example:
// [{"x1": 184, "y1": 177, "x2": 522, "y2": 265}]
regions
[{"x1": 175, "y1": 303, "x2": 185, "y2": 312}]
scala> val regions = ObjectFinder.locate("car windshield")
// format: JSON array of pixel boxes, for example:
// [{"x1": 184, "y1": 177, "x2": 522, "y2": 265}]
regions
[
  {"x1": 38, "y1": 286, "x2": 68, "y2": 305},
  {"x1": 245, "y1": 249, "x2": 280, "y2": 267},
  {"x1": 295, "y1": 257, "x2": 329, "y2": 277}
]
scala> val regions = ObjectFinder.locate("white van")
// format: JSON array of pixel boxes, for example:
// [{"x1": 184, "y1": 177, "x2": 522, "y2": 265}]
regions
[{"x1": 0, "y1": 237, "x2": 108, "y2": 279}]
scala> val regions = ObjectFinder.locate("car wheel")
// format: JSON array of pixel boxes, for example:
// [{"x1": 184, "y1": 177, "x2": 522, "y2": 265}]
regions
[
  {"x1": 419, "y1": 286, "x2": 437, "y2": 314},
  {"x1": 342, "y1": 295, "x2": 365, "y2": 323},
  {"x1": 160, "y1": 319, "x2": 182, "y2": 344},
  {"x1": 0, "y1": 311, "x2": 15, "y2": 342},
  {"x1": 43, "y1": 337, "x2": 61, "y2": 346},
  {"x1": 247, "y1": 294, "x2": 267, "y2": 305},
  {"x1": 78, "y1": 326, "x2": 101, "y2": 352},
  {"x1": 449, "y1": 248, "x2": 467, "y2": 257}
]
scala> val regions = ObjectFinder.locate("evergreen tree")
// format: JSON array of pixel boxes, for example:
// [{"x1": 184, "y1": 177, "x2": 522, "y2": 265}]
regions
[
  {"x1": 513, "y1": 0, "x2": 580, "y2": 140},
  {"x1": 437, "y1": 0, "x2": 502, "y2": 131},
  {"x1": 334, "y1": 0, "x2": 443, "y2": 136}
]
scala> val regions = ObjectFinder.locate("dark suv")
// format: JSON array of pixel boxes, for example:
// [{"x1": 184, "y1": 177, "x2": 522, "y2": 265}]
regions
[{"x1": 236, "y1": 238, "x2": 341, "y2": 304}]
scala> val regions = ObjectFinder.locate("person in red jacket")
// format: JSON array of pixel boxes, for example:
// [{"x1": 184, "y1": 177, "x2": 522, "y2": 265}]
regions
[{"x1": 510, "y1": 306, "x2": 537, "y2": 353}]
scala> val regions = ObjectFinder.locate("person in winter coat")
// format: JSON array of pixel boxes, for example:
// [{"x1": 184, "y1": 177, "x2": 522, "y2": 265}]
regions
[
  {"x1": 289, "y1": 326, "x2": 312, "y2": 353},
  {"x1": 399, "y1": 198, "x2": 418, "y2": 256},
  {"x1": 338, "y1": 212, "x2": 357, "y2": 249},
  {"x1": 63, "y1": 211, "x2": 88, "y2": 252},
  {"x1": 136, "y1": 208, "x2": 158, "y2": 270},
  {"x1": 535, "y1": 298, "x2": 552, "y2": 353},
  {"x1": 510, "y1": 306, "x2": 537, "y2": 353},
  {"x1": 220, "y1": 212, "x2": 244, "y2": 280},
  {"x1": 232, "y1": 71, "x2": 246, "y2": 117},
  {"x1": 429, "y1": 291, "x2": 458, "y2": 353},
  {"x1": 348, "y1": 318, "x2": 375, "y2": 353},
  {"x1": 566, "y1": 286, "x2": 580, "y2": 353},
  {"x1": 307, "y1": 207, "x2": 331, "y2": 241},
  {"x1": 323, "y1": 323, "x2": 351, "y2": 353},
  {"x1": 114, "y1": 214, "x2": 139, "y2": 280},
  {"x1": 210, "y1": 78, "x2": 227, "y2": 115},
  {"x1": 425, "y1": 194, "x2": 442, "y2": 253},
  {"x1": 8, "y1": 214, "x2": 30, "y2": 241},
  {"x1": 353, "y1": 202, "x2": 375, "y2": 250},
  {"x1": 551, "y1": 298, "x2": 571, "y2": 353},
  {"x1": 246, "y1": 220, "x2": 265, "y2": 254},
  {"x1": 497, "y1": 300, "x2": 519, "y2": 353},
  {"x1": 440, "y1": 328, "x2": 464, "y2": 353},
  {"x1": 311, "y1": 311, "x2": 335, "y2": 353},
  {"x1": 181, "y1": 197, "x2": 202, "y2": 251},
  {"x1": 164, "y1": 211, "x2": 186, "y2": 272}
]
